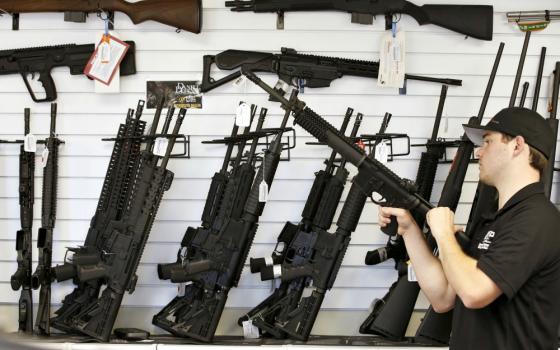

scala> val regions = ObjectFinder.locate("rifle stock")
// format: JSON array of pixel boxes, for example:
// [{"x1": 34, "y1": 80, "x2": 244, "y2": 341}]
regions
[{"x1": 0, "y1": 0, "x2": 202, "y2": 33}]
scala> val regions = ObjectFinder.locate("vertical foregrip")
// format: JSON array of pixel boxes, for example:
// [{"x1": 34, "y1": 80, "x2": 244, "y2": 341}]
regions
[{"x1": 335, "y1": 183, "x2": 368, "y2": 233}]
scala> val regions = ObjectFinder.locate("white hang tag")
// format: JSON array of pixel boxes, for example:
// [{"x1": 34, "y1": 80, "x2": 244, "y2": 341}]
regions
[
  {"x1": 242, "y1": 320, "x2": 260, "y2": 339},
  {"x1": 375, "y1": 141, "x2": 389, "y2": 164},
  {"x1": 24, "y1": 134, "x2": 37, "y2": 153},
  {"x1": 236, "y1": 102, "x2": 252, "y2": 127},
  {"x1": 407, "y1": 263, "x2": 418, "y2": 282},
  {"x1": 177, "y1": 283, "x2": 186, "y2": 297},
  {"x1": 377, "y1": 30, "x2": 406, "y2": 88},
  {"x1": 41, "y1": 147, "x2": 50, "y2": 168},
  {"x1": 259, "y1": 181, "x2": 269, "y2": 202},
  {"x1": 84, "y1": 34, "x2": 130, "y2": 86},
  {"x1": 233, "y1": 74, "x2": 248, "y2": 88},
  {"x1": 154, "y1": 137, "x2": 169, "y2": 157}
]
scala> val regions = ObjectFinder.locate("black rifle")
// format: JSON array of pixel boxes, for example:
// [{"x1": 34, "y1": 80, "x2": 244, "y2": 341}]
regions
[
  {"x1": 226, "y1": 0, "x2": 493, "y2": 40},
  {"x1": 9, "y1": 108, "x2": 35, "y2": 334},
  {"x1": 359, "y1": 85, "x2": 449, "y2": 340},
  {"x1": 238, "y1": 109, "x2": 369, "y2": 340},
  {"x1": 415, "y1": 36, "x2": 535, "y2": 345},
  {"x1": 543, "y1": 61, "x2": 559, "y2": 196},
  {"x1": 31, "y1": 103, "x2": 62, "y2": 336},
  {"x1": 201, "y1": 47, "x2": 462, "y2": 93},
  {"x1": 153, "y1": 98, "x2": 294, "y2": 342},
  {"x1": 52, "y1": 99, "x2": 185, "y2": 341},
  {"x1": 51, "y1": 101, "x2": 150, "y2": 335},
  {"x1": 0, "y1": 41, "x2": 136, "y2": 102}
]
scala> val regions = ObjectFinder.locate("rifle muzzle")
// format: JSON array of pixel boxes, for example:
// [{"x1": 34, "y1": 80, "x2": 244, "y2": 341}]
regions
[
  {"x1": 170, "y1": 259, "x2": 213, "y2": 283},
  {"x1": 53, "y1": 263, "x2": 77, "y2": 282}
]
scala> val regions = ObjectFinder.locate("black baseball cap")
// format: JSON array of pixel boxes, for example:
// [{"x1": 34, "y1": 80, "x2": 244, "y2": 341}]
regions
[{"x1": 463, "y1": 107, "x2": 555, "y2": 160}]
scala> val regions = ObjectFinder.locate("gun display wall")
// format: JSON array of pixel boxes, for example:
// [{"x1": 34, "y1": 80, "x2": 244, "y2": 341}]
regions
[{"x1": 1, "y1": 0, "x2": 559, "y2": 346}]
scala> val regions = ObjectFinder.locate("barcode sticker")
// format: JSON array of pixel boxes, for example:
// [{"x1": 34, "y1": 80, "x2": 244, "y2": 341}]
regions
[
  {"x1": 154, "y1": 137, "x2": 169, "y2": 157},
  {"x1": 41, "y1": 147, "x2": 49, "y2": 168},
  {"x1": 375, "y1": 141, "x2": 389, "y2": 164},
  {"x1": 242, "y1": 320, "x2": 260, "y2": 339}
]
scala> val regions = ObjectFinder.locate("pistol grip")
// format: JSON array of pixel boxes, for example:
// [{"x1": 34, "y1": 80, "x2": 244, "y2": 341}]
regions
[
  {"x1": 21, "y1": 70, "x2": 56, "y2": 102},
  {"x1": 381, "y1": 215, "x2": 399, "y2": 236}
]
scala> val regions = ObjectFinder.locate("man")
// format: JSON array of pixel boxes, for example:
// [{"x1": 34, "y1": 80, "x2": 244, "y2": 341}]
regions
[{"x1": 379, "y1": 107, "x2": 560, "y2": 349}]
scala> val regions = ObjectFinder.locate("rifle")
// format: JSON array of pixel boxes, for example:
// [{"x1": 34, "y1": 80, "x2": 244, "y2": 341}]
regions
[
  {"x1": 153, "y1": 98, "x2": 294, "y2": 342},
  {"x1": 226, "y1": 0, "x2": 493, "y2": 40},
  {"x1": 543, "y1": 62, "x2": 559, "y2": 196},
  {"x1": 51, "y1": 101, "x2": 150, "y2": 335},
  {"x1": 0, "y1": 0, "x2": 201, "y2": 33},
  {"x1": 0, "y1": 41, "x2": 136, "y2": 102},
  {"x1": 201, "y1": 47, "x2": 462, "y2": 93},
  {"x1": 238, "y1": 109, "x2": 368, "y2": 340},
  {"x1": 9, "y1": 108, "x2": 35, "y2": 334},
  {"x1": 359, "y1": 85, "x2": 449, "y2": 340},
  {"x1": 51, "y1": 99, "x2": 186, "y2": 341},
  {"x1": 31, "y1": 103, "x2": 62, "y2": 336}
]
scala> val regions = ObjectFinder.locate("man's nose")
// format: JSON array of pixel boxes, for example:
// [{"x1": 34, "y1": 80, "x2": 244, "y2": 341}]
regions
[{"x1": 475, "y1": 147, "x2": 482, "y2": 158}]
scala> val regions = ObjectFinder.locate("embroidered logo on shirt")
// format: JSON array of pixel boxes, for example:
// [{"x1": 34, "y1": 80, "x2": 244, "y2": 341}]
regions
[{"x1": 478, "y1": 230, "x2": 495, "y2": 250}]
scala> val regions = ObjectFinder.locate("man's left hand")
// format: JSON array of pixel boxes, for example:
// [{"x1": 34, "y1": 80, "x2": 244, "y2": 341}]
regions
[{"x1": 426, "y1": 207, "x2": 457, "y2": 241}]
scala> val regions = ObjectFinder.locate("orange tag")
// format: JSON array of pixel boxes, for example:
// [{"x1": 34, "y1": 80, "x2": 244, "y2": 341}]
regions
[{"x1": 356, "y1": 139, "x2": 365, "y2": 150}]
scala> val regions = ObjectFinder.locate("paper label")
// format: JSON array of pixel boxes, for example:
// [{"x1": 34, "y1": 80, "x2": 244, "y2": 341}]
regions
[
  {"x1": 378, "y1": 30, "x2": 406, "y2": 88},
  {"x1": 259, "y1": 181, "x2": 269, "y2": 202},
  {"x1": 242, "y1": 320, "x2": 260, "y2": 339},
  {"x1": 177, "y1": 283, "x2": 186, "y2": 297},
  {"x1": 233, "y1": 75, "x2": 248, "y2": 87},
  {"x1": 154, "y1": 137, "x2": 169, "y2": 157},
  {"x1": 375, "y1": 141, "x2": 389, "y2": 164},
  {"x1": 236, "y1": 102, "x2": 252, "y2": 127},
  {"x1": 84, "y1": 35, "x2": 130, "y2": 85},
  {"x1": 24, "y1": 134, "x2": 37, "y2": 153},
  {"x1": 41, "y1": 147, "x2": 49, "y2": 168},
  {"x1": 407, "y1": 263, "x2": 418, "y2": 282}
]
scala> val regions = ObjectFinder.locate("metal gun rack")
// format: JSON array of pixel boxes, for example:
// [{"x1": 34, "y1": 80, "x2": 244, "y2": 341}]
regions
[
  {"x1": 202, "y1": 126, "x2": 297, "y2": 162},
  {"x1": 102, "y1": 133, "x2": 191, "y2": 159}
]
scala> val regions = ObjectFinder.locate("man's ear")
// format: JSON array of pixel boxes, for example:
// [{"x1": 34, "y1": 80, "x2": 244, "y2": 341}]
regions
[{"x1": 513, "y1": 135, "x2": 527, "y2": 155}]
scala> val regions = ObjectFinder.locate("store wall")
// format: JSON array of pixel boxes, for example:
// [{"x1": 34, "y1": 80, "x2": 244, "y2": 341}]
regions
[{"x1": 0, "y1": 0, "x2": 559, "y2": 337}]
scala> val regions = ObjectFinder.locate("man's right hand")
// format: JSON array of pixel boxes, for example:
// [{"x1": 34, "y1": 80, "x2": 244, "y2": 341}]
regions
[{"x1": 378, "y1": 206, "x2": 419, "y2": 236}]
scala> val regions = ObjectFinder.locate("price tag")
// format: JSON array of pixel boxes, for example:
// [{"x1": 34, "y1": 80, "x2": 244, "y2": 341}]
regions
[
  {"x1": 375, "y1": 141, "x2": 389, "y2": 164},
  {"x1": 407, "y1": 263, "x2": 418, "y2": 282},
  {"x1": 41, "y1": 147, "x2": 49, "y2": 168},
  {"x1": 236, "y1": 102, "x2": 252, "y2": 127},
  {"x1": 377, "y1": 29, "x2": 406, "y2": 88},
  {"x1": 24, "y1": 133, "x2": 37, "y2": 153},
  {"x1": 154, "y1": 137, "x2": 169, "y2": 157},
  {"x1": 233, "y1": 74, "x2": 248, "y2": 87},
  {"x1": 242, "y1": 320, "x2": 260, "y2": 339},
  {"x1": 177, "y1": 283, "x2": 186, "y2": 297},
  {"x1": 259, "y1": 181, "x2": 269, "y2": 202},
  {"x1": 84, "y1": 35, "x2": 130, "y2": 85}
]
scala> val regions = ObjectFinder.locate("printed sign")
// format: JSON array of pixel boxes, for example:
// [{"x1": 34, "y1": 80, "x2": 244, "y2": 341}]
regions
[{"x1": 147, "y1": 81, "x2": 202, "y2": 109}]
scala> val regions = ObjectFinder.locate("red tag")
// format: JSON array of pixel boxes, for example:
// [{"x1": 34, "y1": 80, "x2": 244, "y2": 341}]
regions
[
  {"x1": 84, "y1": 35, "x2": 130, "y2": 85},
  {"x1": 356, "y1": 139, "x2": 366, "y2": 150}
]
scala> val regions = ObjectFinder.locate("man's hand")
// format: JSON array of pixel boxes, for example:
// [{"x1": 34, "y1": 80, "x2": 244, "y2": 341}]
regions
[
  {"x1": 426, "y1": 207, "x2": 458, "y2": 241},
  {"x1": 378, "y1": 206, "x2": 418, "y2": 236}
]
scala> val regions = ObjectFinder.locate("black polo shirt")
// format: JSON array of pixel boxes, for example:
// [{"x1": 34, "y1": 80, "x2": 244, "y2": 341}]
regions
[{"x1": 450, "y1": 182, "x2": 560, "y2": 350}]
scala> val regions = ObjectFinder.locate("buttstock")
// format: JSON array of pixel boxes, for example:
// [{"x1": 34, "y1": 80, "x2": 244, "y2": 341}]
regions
[
  {"x1": 117, "y1": 0, "x2": 202, "y2": 33},
  {"x1": 417, "y1": 5, "x2": 493, "y2": 41}
]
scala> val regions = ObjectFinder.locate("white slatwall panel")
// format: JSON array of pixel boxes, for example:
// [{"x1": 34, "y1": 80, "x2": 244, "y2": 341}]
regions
[{"x1": 1, "y1": 0, "x2": 560, "y2": 338}]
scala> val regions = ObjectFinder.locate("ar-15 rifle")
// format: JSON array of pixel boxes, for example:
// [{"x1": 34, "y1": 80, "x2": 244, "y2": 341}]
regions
[
  {"x1": 31, "y1": 103, "x2": 63, "y2": 336},
  {"x1": 52, "y1": 99, "x2": 186, "y2": 341},
  {"x1": 153, "y1": 98, "x2": 295, "y2": 342},
  {"x1": 201, "y1": 47, "x2": 462, "y2": 93},
  {"x1": 238, "y1": 109, "x2": 370, "y2": 340},
  {"x1": 359, "y1": 85, "x2": 450, "y2": 340},
  {"x1": 0, "y1": 41, "x2": 136, "y2": 102},
  {"x1": 0, "y1": 0, "x2": 201, "y2": 33},
  {"x1": 51, "y1": 100, "x2": 150, "y2": 335},
  {"x1": 226, "y1": 0, "x2": 493, "y2": 40},
  {"x1": 8, "y1": 109, "x2": 35, "y2": 334}
]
